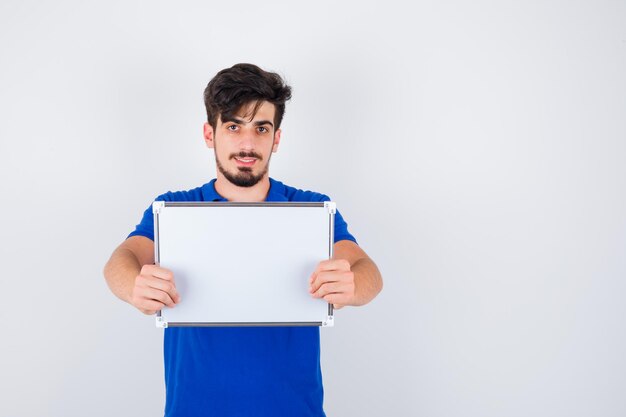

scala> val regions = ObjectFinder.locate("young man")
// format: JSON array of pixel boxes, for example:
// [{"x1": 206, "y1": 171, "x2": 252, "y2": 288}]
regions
[{"x1": 104, "y1": 63, "x2": 383, "y2": 417}]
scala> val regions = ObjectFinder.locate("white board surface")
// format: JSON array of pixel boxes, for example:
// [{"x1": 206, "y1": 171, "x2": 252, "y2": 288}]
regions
[{"x1": 153, "y1": 202, "x2": 335, "y2": 327}]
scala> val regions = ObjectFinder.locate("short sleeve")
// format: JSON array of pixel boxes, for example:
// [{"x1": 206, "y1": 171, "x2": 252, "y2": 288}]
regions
[
  {"x1": 127, "y1": 195, "x2": 169, "y2": 241},
  {"x1": 333, "y1": 209, "x2": 357, "y2": 244},
  {"x1": 316, "y1": 194, "x2": 357, "y2": 244}
]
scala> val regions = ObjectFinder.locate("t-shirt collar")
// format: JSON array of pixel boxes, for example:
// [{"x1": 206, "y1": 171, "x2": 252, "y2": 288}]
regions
[
  {"x1": 266, "y1": 178, "x2": 288, "y2": 202},
  {"x1": 201, "y1": 178, "x2": 288, "y2": 202},
  {"x1": 201, "y1": 179, "x2": 226, "y2": 201}
]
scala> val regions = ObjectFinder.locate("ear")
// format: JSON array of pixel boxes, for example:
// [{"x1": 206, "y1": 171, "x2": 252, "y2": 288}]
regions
[
  {"x1": 272, "y1": 128, "x2": 282, "y2": 153},
  {"x1": 203, "y1": 123, "x2": 215, "y2": 149}
]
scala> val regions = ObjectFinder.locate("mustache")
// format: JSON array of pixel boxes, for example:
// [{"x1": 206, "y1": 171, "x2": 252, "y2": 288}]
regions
[{"x1": 230, "y1": 151, "x2": 263, "y2": 161}]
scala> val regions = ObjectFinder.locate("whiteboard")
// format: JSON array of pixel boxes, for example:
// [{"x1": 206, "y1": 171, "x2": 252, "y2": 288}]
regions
[{"x1": 152, "y1": 201, "x2": 336, "y2": 327}]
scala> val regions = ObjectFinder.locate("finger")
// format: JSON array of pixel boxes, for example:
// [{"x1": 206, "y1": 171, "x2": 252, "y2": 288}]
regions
[
  {"x1": 310, "y1": 271, "x2": 334, "y2": 294},
  {"x1": 142, "y1": 265, "x2": 175, "y2": 281},
  {"x1": 310, "y1": 270, "x2": 353, "y2": 294},
  {"x1": 141, "y1": 287, "x2": 177, "y2": 308},
  {"x1": 312, "y1": 281, "x2": 353, "y2": 298},
  {"x1": 151, "y1": 267, "x2": 175, "y2": 281},
  {"x1": 309, "y1": 259, "x2": 348, "y2": 286},
  {"x1": 310, "y1": 259, "x2": 351, "y2": 285},
  {"x1": 312, "y1": 259, "x2": 351, "y2": 275},
  {"x1": 143, "y1": 276, "x2": 180, "y2": 303},
  {"x1": 138, "y1": 299, "x2": 166, "y2": 315},
  {"x1": 322, "y1": 293, "x2": 351, "y2": 306}
]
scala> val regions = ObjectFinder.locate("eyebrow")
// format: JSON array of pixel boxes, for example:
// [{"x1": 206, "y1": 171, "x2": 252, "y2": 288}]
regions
[
  {"x1": 223, "y1": 116, "x2": 274, "y2": 128},
  {"x1": 254, "y1": 120, "x2": 274, "y2": 128}
]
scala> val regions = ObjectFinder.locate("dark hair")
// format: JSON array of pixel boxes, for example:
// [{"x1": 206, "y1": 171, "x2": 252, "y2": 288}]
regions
[{"x1": 203, "y1": 63, "x2": 292, "y2": 130}]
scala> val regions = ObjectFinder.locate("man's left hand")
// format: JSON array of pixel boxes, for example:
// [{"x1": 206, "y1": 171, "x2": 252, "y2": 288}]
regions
[{"x1": 309, "y1": 259, "x2": 355, "y2": 309}]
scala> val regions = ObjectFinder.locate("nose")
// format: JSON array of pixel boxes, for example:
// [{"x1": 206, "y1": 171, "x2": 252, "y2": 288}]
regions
[{"x1": 238, "y1": 129, "x2": 255, "y2": 151}]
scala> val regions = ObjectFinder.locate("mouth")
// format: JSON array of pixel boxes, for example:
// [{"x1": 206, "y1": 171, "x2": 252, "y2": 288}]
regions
[
  {"x1": 232, "y1": 152, "x2": 262, "y2": 168},
  {"x1": 233, "y1": 156, "x2": 258, "y2": 167}
]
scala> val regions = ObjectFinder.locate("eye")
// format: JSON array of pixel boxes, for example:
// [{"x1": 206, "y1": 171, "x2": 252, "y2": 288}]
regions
[
  {"x1": 227, "y1": 124, "x2": 238, "y2": 131},
  {"x1": 257, "y1": 126, "x2": 269, "y2": 133}
]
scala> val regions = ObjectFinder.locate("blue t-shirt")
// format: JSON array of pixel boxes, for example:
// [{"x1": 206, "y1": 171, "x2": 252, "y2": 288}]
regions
[{"x1": 128, "y1": 178, "x2": 356, "y2": 417}]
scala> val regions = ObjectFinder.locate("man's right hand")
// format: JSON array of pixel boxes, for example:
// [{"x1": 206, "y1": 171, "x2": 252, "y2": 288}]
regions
[{"x1": 130, "y1": 265, "x2": 181, "y2": 315}]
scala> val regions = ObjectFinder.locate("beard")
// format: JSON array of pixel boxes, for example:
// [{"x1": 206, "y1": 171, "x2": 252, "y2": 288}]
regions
[{"x1": 216, "y1": 151, "x2": 270, "y2": 188}]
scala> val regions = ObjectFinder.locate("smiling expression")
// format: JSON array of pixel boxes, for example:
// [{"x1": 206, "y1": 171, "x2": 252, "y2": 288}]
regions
[{"x1": 204, "y1": 100, "x2": 281, "y2": 188}]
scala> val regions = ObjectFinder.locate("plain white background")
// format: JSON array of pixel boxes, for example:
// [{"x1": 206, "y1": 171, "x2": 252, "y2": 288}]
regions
[{"x1": 1, "y1": 1, "x2": 625, "y2": 416}]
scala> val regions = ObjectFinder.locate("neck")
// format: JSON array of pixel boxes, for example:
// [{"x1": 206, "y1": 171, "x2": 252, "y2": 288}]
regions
[{"x1": 214, "y1": 173, "x2": 271, "y2": 202}]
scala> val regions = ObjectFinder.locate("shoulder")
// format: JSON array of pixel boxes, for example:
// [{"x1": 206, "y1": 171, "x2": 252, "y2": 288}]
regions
[
  {"x1": 271, "y1": 179, "x2": 357, "y2": 244},
  {"x1": 154, "y1": 183, "x2": 208, "y2": 202},
  {"x1": 270, "y1": 178, "x2": 330, "y2": 203}
]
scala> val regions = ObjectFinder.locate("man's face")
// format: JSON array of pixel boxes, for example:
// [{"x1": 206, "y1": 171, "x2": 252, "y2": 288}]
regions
[{"x1": 204, "y1": 101, "x2": 281, "y2": 187}]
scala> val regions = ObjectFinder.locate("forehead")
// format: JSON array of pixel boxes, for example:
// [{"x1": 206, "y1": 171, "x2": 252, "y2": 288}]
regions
[{"x1": 222, "y1": 100, "x2": 276, "y2": 124}]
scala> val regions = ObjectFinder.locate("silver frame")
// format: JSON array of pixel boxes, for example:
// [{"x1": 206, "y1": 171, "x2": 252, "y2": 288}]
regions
[{"x1": 153, "y1": 201, "x2": 336, "y2": 328}]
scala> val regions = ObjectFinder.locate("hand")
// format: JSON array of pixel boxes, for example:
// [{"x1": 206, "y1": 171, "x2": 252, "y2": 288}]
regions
[
  {"x1": 309, "y1": 259, "x2": 355, "y2": 310},
  {"x1": 130, "y1": 265, "x2": 181, "y2": 315}
]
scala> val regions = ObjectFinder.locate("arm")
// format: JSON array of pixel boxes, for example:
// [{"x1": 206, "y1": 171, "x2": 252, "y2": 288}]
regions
[
  {"x1": 309, "y1": 240, "x2": 383, "y2": 309},
  {"x1": 103, "y1": 236, "x2": 180, "y2": 314}
]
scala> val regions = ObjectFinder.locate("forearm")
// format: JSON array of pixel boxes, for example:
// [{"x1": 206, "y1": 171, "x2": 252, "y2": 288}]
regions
[
  {"x1": 103, "y1": 247, "x2": 142, "y2": 304},
  {"x1": 351, "y1": 257, "x2": 383, "y2": 306}
]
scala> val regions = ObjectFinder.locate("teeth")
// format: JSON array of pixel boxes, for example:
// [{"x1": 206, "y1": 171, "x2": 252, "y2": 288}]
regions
[{"x1": 236, "y1": 158, "x2": 255, "y2": 162}]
